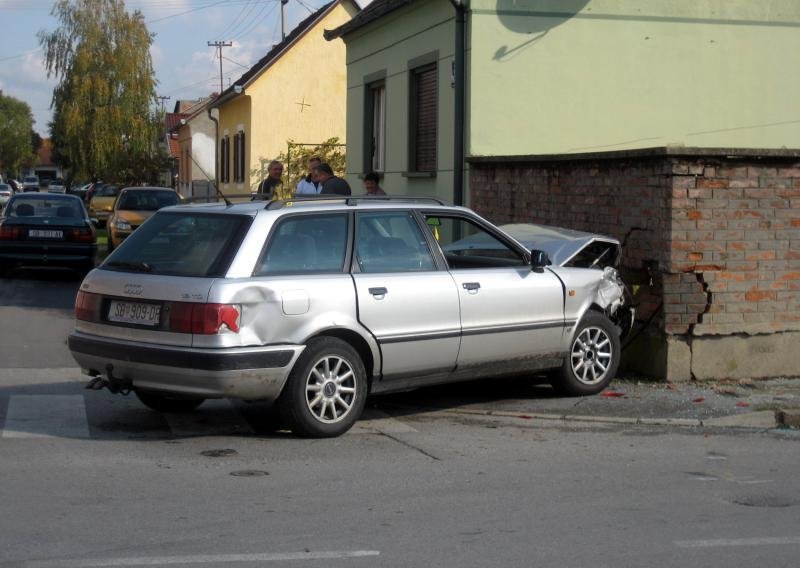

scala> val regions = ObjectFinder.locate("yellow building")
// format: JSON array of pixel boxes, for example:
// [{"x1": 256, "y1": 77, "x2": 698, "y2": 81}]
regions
[{"x1": 212, "y1": 0, "x2": 359, "y2": 195}]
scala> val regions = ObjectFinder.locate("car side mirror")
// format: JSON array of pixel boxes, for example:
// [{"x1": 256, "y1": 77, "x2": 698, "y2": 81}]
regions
[{"x1": 530, "y1": 249, "x2": 551, "y2": 272}]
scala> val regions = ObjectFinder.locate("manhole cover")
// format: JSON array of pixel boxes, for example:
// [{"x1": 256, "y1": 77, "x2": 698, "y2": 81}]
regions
[
  {"x1": 731, "y1": 494, "x2": 795, "y2": 508},
  {"x1": 201, "y1": 449, "x2": 238, "y2": 458},
  {"x1": 230, "y1": 470, "x2": 269, "y2": 477}
]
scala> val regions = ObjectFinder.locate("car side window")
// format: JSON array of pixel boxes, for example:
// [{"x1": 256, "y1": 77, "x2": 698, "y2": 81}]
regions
[
  {"x1": 355, "y1": 211, "x2": 436, "y2": 273},
  {"x1": 256, "y1": 213, "x2": 348, "y2": 275},
  {"x1": 425, "y1": 215, "x2": 526, "y2": 269}
]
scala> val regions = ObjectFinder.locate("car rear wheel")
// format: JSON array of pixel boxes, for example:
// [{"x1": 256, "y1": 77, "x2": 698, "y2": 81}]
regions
[
  {"x1": 278, "y1": 337, "x2": 367, "y2": 438},
  {"x1": 135, "y1": 390, "x2": 205, "y2": 412},
  {"x1": 551, "y1": 312, "x2": 620, "y2": 396}
]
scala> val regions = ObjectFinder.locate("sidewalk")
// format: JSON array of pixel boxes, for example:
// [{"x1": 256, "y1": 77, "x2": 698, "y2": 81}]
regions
[{"x1": 380, "y1": 377, "x2": 800, "y2": 431}]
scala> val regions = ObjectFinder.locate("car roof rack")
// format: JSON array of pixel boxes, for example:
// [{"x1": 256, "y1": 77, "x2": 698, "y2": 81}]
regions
[{"x1": 264, "y1": 195, "x2": 449, "y2": 210}]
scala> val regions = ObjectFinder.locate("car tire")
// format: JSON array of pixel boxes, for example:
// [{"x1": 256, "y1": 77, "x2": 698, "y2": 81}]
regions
[
  {"x1": 278, "y1": 337, "x2": 367, "y2": 438},
  {"x1": 551, "y1": 311, "x2": 620, "y2": 396},
  {"x1": 135, "y1": 390, "x2": 205, "y2": 413}
]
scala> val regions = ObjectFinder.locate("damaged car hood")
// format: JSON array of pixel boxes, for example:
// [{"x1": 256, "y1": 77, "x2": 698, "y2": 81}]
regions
[{"x1": 499, "y1": 223, "x2": 621, "y2": 268}]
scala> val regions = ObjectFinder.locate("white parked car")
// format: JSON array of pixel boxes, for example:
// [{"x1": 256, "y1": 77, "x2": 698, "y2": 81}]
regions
[
  {"x1": 22, "y1": 176, "x2": 40, "y2": 192},
  {"x1": 69, "y1": 197, "x2": 633, "y2": 437},
  {"x1": 48, "y1": 178, "x2": 66, "y2": 194}
]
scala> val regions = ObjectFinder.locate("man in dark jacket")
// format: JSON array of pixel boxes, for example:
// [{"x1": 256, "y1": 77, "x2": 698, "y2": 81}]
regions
[{"x1": 314, "y1": 163, "x2": 351, "y2": 196}]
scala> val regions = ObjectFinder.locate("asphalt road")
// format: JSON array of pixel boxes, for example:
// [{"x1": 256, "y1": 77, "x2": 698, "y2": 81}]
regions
[{"x1": 1, "y1": 271, "x2": 799, "y2": 568}]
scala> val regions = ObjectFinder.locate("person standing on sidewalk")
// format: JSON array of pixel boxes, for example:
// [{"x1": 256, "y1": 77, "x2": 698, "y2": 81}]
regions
[
  {"x1": 255, "y1": 160, "x2": 289, "y2": 200},
  {"x1": 363, "y1": 172, "x2": 386, "y2": 196},
  {"x1": 295, "y1": 156, "x2": 322, "y2": 195},
  {"x1": 314, "y1": 163, "x2": 351, "y2": 196}
]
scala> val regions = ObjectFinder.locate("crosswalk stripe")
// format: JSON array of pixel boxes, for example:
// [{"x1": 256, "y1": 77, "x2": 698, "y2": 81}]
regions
[
  {"x1": 163, "y1": 399, "x2": 255, "y2": 437},
  {"x1": 2, "y1": 395, "x2": 90, "y2": 439}
]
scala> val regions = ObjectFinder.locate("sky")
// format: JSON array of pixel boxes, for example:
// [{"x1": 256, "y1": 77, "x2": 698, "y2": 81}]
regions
[{"x1": 0, "y1": 0, "x2": 356, "y2": 136}]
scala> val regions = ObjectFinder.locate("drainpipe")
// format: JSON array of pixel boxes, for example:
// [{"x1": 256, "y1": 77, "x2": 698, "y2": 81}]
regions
[
  {"x1": 207, "y1": 106, "x2": 219, "y2": 201},
  {"x1": 449, "y1": 0, "x2": 466, "y2": 206}
]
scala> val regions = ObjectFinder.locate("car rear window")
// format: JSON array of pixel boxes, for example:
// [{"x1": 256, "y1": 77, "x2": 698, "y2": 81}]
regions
[
  {"x1": 94, "y1": 185, "x2": 118, "y2": 197},
  {"x1": 6, "y1": 197, "x2": 84, "y2": 219},
  {"x1": 117, "y1": 190, "x2": 179, "y2": 211},
  {"x1": 102, "y1": 212, "x2": 252, "y2": 277}
]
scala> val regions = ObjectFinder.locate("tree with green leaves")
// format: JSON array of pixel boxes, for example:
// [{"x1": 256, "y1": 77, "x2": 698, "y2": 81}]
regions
[
  {"x1": 0, "y1": 91, "x2": 37, "y2": 178},
  {"x1": 39, "y1": 0, "x2": 160, "y2": 183},
  {"x1": 250, "y1": 138, "x2": 347, "y2": 192}
]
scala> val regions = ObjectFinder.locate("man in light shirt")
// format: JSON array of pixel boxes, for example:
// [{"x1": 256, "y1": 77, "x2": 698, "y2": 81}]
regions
[{"x1": 295, "y1": 156, "x2": 322, "y2": 195}]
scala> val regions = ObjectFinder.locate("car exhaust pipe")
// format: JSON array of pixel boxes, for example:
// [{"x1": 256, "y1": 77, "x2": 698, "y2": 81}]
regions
[{"x1": 84, "y1": 364, "x2": 132, "y2": 395}]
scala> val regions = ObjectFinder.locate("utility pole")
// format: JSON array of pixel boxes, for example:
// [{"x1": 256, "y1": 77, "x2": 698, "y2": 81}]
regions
[
  {"x1": 281, "y1": 0, "x2": 289, "y2": 40},
  {"x1": 156, "y1": 95, "x2": 171, "y2": 113},
  {"x1": 207, "y1": 41, "x2": 233, "y2": 93}
]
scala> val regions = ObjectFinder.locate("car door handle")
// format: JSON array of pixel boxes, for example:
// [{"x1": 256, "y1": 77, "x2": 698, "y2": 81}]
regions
[
  {"x1": 368, "y1": 287, "x2": 388, "y2": 296},
  {"x1": 462, "y1": 282, "x2": 481, "y2": 292}
]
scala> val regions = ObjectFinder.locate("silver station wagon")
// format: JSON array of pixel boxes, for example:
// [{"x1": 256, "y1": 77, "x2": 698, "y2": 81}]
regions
[{"x1": 69, "y1": 197, "x2": 632, "y2": 437}]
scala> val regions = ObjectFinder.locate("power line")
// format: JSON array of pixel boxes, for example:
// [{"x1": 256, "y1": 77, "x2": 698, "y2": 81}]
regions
[
  {"x1": 230, "y1": 1, "x2": 279, "y2": 42},
  {"x1": 215, "y1": 0, "x2": 257, "y2": 40}
]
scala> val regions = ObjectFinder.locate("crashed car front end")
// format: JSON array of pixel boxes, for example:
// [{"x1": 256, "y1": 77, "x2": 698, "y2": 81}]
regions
[{"x1": 500, "y1": 223, "x2": 635, "y2": 338}]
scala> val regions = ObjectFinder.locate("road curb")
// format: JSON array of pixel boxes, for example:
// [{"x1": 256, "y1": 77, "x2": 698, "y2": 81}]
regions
[{"x1": 442, "y1": 407, "x2": 785, "y2": 429}]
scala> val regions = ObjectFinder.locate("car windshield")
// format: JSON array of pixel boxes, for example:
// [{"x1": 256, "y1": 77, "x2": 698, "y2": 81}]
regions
[
  {"x1": 5, "y1": 196, "x2": 83, "y2": 219},
  {"x1": 94, "y1": 185, "x2": 118, "y2": 197},
  {"x1": 117, "y1": 190, "x2": 179, "y2": 211},
  {"x1": 102, "y1": 212, "x2": 252, "y2": 277},
  {"x1": 0, "y1": 184, "x2": 10, "y2": 191}
]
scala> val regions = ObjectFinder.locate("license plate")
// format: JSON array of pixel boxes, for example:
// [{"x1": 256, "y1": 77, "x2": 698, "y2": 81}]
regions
[
  {"x1": 108, "y1": 300, "x2": 161, "y2": 326},
  {"x1": 29, "y1": 229, "x2": 63, "y2": 239}
]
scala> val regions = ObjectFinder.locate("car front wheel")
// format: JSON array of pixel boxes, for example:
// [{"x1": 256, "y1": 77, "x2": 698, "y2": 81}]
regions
[
  {"x1": 551, "y1": 312, "x2": 620, "y2": 396},
  {"x1": 278, "y1": 337, "x2": 367, "y2": 438}
]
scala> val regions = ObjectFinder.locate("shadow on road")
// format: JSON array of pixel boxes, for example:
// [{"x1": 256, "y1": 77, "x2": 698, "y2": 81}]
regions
[
  {"x1": 0, "y1": 374, "x2": 559, "y2": 441},
  {"x1": 0, "y1": 268, "x2": 82, "y2": 310}
]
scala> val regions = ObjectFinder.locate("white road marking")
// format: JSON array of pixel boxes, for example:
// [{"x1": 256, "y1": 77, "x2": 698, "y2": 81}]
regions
[
  {"x1": 675, "y1": 536, "x2": 800, "y2": 548},
  {"x1": 163, "y1": 399, "x2": 254, "y2": 437},
  {"x1": 25, "y1": 550, "x2": 380, "y2": 567},
  {"x1": 2, "y1": 395, "x2": 89, "y2": 439}
]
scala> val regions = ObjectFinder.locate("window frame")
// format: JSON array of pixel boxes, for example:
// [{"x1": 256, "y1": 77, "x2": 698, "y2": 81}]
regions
[
  {"x1": 408, "y1": 53, "x2": 439, "y2": 174},
  {"x1": 420, "y1": 211, "x2": 533, "y2": 270},
  {"x1": 363, "y1": 70, "x2": 387, "y2": 174},
  {"x1": 220, "y1": 135, "x2": 230, "y2": 183},
  {"x1": 352, "y1": 209, "x2": 439, "y2": 274},
  {"x1": 252, "y1": 211, "x2": 354, "y2": 277}
]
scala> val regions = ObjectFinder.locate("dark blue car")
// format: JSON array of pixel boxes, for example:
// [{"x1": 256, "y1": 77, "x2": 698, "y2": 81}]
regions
[{"x1": 0, "y1": 193, "x2": 97, "y2": 275}]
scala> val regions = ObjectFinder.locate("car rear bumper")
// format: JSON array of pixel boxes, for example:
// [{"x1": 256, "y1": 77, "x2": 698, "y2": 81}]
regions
[
  {"x1": 0, "y1": 243, "x2": 96, "y2": 268},
  {"x1": 68, "y1": 332, "x2": 303, "y2": 401}
]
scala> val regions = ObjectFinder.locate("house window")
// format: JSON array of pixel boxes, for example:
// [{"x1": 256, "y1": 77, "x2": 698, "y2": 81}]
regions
[
  {"x1": 234, "y1": 130, "x2": 245, "y2": 183},
  {"x1": 410, "y1": 63, "x2": 437, "y2": 173},
  {"x1": 366, "y1": 82, "x2": 386, "y2": 173},
  {"x1": 220, "y1": 135, "x2": 230, "y2": 183}
]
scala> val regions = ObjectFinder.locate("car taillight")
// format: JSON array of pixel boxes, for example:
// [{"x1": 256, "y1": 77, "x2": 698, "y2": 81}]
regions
[
  {"x1": 71, "y1": 226, "x2": 94, "y2": 243},
  {"x1": 168, "y1": 303, "x2": 240, "y2": 334},
  {"x1": 75, "y1": 291, "x2": 102, "y2": 321},
  {"x1": 0, "y1": 224, "x2": 20, "y2": 240}
]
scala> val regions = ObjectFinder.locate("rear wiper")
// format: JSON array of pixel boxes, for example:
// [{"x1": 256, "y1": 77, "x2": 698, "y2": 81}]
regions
[{"x1": 105, "y1": 260, "x2": 153, "y2": 273}]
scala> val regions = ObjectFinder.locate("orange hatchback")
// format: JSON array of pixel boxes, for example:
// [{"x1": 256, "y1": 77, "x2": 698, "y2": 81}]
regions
[{"x1": 106, "y1": 187, "x2": 181, "y2": 251}]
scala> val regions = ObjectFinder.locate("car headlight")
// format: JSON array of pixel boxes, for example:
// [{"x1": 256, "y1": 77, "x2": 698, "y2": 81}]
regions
[{"x1": 114, "y1": 220, "x2": 132, "y2": 231}]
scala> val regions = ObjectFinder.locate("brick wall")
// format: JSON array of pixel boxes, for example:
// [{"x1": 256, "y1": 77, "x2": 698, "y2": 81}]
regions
[
  {"x1": 667, "y1": 161, "x2": 800, "y2": 336},
  {"x1": 468, "y1": 150, "x2": 800, "y2": 345}
]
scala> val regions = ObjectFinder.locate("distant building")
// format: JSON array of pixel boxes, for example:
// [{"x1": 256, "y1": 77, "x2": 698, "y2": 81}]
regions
[
  {"x1": 172, "y1": 96, "x2": 218, "y2": 199},
  {"x1": 26, "y1": 139, "x2": 63, "y2": 183},
  {"x1": 211, "y1": 0, "x2": 359, "y2": 194}
]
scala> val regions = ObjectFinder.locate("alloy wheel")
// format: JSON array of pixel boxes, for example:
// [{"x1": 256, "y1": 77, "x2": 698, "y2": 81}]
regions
[
  {"x1": 570, "y1": 326, "x2": 613, "y2": 385},
  {"x1": 305, "y1": 355, "x2": 357, "y2": 423}
]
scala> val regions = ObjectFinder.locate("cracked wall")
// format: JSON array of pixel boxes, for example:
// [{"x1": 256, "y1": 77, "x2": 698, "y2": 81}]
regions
[{"x1": 469, "y1": 150, "x2": 800, "y2": 380}]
